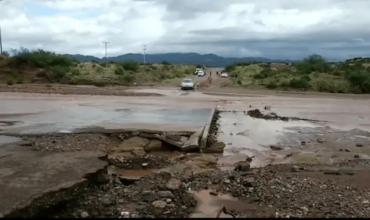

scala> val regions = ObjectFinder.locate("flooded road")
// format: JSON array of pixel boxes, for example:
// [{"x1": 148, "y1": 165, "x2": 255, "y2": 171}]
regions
[{"x1": 0, "y1": 92, "x2": 214, "y2": 134}]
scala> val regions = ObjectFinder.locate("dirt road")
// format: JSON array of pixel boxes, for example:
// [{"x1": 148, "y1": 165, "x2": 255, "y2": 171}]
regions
[{"x1": 1, "y1": 85, "x2": 370, "y2": 218}]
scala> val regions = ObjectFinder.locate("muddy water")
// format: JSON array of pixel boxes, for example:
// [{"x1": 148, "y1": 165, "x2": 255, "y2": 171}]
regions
[
  {"x1": 0, "y1": 135, "x2": 21, "y2": 146},
  {"x1": 0, "y1": 93, "x2": 213, "y2": 134},
  {"x1": 217, "y1": 111, "x2": 318, "y2": 168},
  {"x1": 190, "y1": 190, "x2": 237, "y2": 218}
]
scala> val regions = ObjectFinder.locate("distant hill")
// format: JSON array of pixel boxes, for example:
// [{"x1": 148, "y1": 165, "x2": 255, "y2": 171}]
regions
[{"x1": 67, "y1": 53, "x2": 292, "y2": 67}]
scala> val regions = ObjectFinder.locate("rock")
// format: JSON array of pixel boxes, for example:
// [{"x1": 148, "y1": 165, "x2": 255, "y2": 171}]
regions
[
  {"x1": 204, "y1": 142, "x2": 226, "y2": 153},
  {"x1": 120, "y1": 211, "x2": 131, "y2": 218},
  {"x1": 144, "y1": 140, "x2": 163, "y2": 152},
  {"x1": 234, "y1": 161, "x2": 250, "y2": 172},
  {"x1": 224, "y1": 179, "x2": 231, "y2": 184},
  {"x1": 158, "y1": 191, "x2": 175, "y2": 198},
  {"x1": 354, "y1": 154, "x2": 360, "y2": 159},
  {"x1": 356, "y1": 144, "x2": 364, "y2": 147},
  {"x1": 101, "y1": 197, "x2": 113, "y2": 206},
  {"x1": 345, "y1": 149, "x2": 351, "y2": 152},
  {"x1": 142, "y1": 191, "x2": 156, "y2": 202},
  {"x1": 152, "y1": 200, "x2": 167, "y2": 209},
  {"x1": 301, "y1": 141, "x2": 306, "y2": 146},
  {"x1": 166, "y1": 178, "x2": 182, "y2": 190},
  {"x1": 180, "y1": 136, "x2": 188, "y2": 143},
  {"x1": 142, "y1": 162, "x2": 149, "y2": 168},
  {"x1": 301, "y1": 206, "x2": 309, "y2": 214},
  {"x1": 80, "y1": 211, "x2": 89, "y2": 218},
  {"x1": 166, "y1": 198, "x2": 172, "y2": 203},
  {"x1": 270, "y1": 145, "x2": 283, "y2": 151},
  {"x1": 210, "y1": 191, "x2": 218, "y2": 196},
  {"x1": 244, "y1": 177, "x2": 255, "y2": 187},
  {"x1": 291, "y1": 165, "x2": 300, "y2": 172},
  {"x1": 115, "y1": 137, "x2": 150, "y2": 152},
  {"x1": 317, "y1": 138, "x2": 324, "y2": 143}
]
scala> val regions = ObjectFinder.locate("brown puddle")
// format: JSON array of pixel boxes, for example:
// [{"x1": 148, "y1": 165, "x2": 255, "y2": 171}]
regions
[
  {"x1": 118, "y1": 169, "x2": 155, "y2": 181},
  {"x1": 190, "y1": 190, "x2": 238, "y2": 218}
]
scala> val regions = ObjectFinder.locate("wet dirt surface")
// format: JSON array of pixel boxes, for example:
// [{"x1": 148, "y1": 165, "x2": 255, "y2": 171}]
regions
[
  {"x1": 0, "y1": 135, "x2": 21, "y2": 146},
  {"x1": 0, "y1": 92, "x2": 213, "y2": 134},
  {"x1": 2, "y1": 85, "x2": 370, "y2": 218}
]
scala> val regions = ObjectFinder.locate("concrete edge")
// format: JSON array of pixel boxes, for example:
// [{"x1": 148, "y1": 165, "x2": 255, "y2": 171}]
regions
[{"x1": 199, "y1": 107, "x2": 217, "y2": 152}]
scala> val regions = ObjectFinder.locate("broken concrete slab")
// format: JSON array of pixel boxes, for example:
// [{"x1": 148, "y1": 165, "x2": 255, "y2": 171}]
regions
[
  {"x1": 144, "y1": 140, "x2": 163, "y2": 152},
  {"x1": 114, "y1": 136, "x2": 150, "y2": 152},
  {"x1": 203, "y1": 142, "x2": 225, "y2": 153},
  {"x1": 0, "y1": 145, "x2": 107, "y2": 217}
]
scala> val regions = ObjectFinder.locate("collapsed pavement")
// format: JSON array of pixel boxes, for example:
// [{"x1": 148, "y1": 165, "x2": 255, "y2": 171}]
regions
[{"x1": 1, "y1": 107, "x2": 370, "y2": 218}]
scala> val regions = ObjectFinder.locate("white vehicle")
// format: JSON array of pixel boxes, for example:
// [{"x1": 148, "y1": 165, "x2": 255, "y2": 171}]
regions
[
  {"x1": 221, "y1": 72, "x2": 229, "y2": 78},
  {"x1": 194, "y1": 68, "x2": 203, "y2": 75},
  {"x1": 181, "y1": 78, "x2": 194, "y2": 90},
  {"x1": 197, "y1": 70, "x2": 206, "y2": 77}
]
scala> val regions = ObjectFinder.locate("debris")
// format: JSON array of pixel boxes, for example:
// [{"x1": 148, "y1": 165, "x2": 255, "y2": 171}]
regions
[
  {"x1": 270, "y1": 145, "x2": 283, "y2": 151},
  {"x1": 144, "y1": 140, "x2": 163, "y2": 152},
  {"x1": 317, "y1": 138, "x2": 324, "y2": 143},
  {"x1": 166, "y1": 178, "x2": 182, "y2": 190},
  {"x1": 80, "y1": 211, "x2": 89, "y2": 218},
  {"x1": 158, "y1": 191, "x2": 175, "y2": 199},
  {"x1": 234, "y1": 161, "x2": 251, "y2": 172},
  {"x1": 152, "y1": 200, "x2": 167, "y2": 209},
  {"x1": 204, "y1": 142, "x2": 226, "y2": 153}
]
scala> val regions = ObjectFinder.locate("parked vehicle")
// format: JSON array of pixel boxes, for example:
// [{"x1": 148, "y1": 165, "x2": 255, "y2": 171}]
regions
[
  {"x1": 181, "y1": 78, "x2": 194, "y2": 90},
  {"x1": 221, "y1": 72, "x2": 229, "y2": 78},
  {"x1": 197, "y1": 70, "x2": 206, "y2": 77}
]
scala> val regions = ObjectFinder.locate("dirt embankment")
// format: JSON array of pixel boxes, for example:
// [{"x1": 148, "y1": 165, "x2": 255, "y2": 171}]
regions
[{"x1": 0, "y1": 84, "x2": 163, "y2": 96}]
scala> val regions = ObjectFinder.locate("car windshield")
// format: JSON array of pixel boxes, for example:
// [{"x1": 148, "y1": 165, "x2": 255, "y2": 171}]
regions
[{"x1": 183, "y1": 79, "x2": 193, "y2": 83}]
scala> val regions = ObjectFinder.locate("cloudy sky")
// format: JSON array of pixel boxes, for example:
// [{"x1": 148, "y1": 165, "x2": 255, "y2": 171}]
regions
[{"x1": 1, "y1": 0, "x2": 370, "y2": 60}]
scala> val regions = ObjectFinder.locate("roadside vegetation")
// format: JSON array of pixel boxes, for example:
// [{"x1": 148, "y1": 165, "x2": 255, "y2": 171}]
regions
[
  {"x1": 0, "y1": 49, "x2": 195, "y2": 86},
  {"x1": 226, "y1": 55, "x2": 370, "y2": 94}
]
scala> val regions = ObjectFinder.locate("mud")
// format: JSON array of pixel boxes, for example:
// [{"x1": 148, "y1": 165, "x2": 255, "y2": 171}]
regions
[{"x1": 247, "y1": 109, "x2": 320, "y2": 122}]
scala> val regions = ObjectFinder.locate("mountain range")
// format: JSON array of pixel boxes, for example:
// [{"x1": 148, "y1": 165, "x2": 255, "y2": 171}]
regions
[{"x1": 67, "y1": 53, "x2": 293, "y2": 67}]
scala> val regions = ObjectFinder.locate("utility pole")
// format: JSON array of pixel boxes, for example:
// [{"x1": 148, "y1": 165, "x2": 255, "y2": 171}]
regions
[
  {"x1": 143, "y1": 44, "x2": 147, "y2": 64},
  {"x1": 0, "y1": 25, "x2": 3, "y2": 55},
  {"x1": 103, "y1": 41, "x2": 109, "y2": 65}
]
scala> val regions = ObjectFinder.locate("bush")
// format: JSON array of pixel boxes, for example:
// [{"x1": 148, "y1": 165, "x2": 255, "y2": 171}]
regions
[
  {"x1": 253, "y1": 68, "x2": 270, "y2": 79},
  {"x1": 266, "y1": 81, "x2": 277, "y2": 89},
  {"x1": 121, "y1": 73, "x2": 135, "y2": 83},
  {"x1": 161, "y1": 61, "x2": 171, "y2": 65},
  {"x1": 115, "y1": 66, "x2": 125, "y2": 75},
  {"x1": 347, "y1": 71, "x2": 370, "y2": 93},
  {"x1": 6, "y1": 79, "x2": 14, "y2": 85},
  {"x1": 120, "y1": 61, "x2": 139, "y2": 72},
  {"x1": 289, "y1": 76, "x2": 311, "y2": 89},
  {"x1": 294, "y1": 55, "x2": 330, "y2": 74}
]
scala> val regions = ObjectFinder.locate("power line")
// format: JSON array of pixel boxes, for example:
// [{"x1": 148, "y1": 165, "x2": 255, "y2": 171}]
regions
[
  {"x1": 0, "y1": 25, "x2": 3, "y2": 55},
  {"x1": 143, "y1": 44, "x2": 147, "y2": 64},
  {"x1": 103, "y1": 41, "x2": 109, "y2": 64}
]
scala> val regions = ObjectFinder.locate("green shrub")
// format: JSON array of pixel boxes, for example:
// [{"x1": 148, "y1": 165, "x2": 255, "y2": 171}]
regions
[
  {"x1": 253, "y1": 68, "x2": 270, "y2": 79},
  {"x1": 115, "y1": 66, "x2": 125, "y2": 75},
  {"x1": 6, "y1": 79, "x2": 14, "y2": 85},
  {"x1": 294, "y1": 55, "x2": 330, "y2": 74},
  {"x1": 121, "y1": 73, "x2": 135, "y2": 83},
  {"x1": 266, "y1": 81, "x2": 277, "y2": 89},
  {"x1": 289, "y1": 76, "x2": 311, "y2": 89},
  {"x1": 120, "y1": 61, "x2": 139, "y2": 72},
  {"x1": 347, "y1": 71, "x2": 370, "y2": 93}
]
